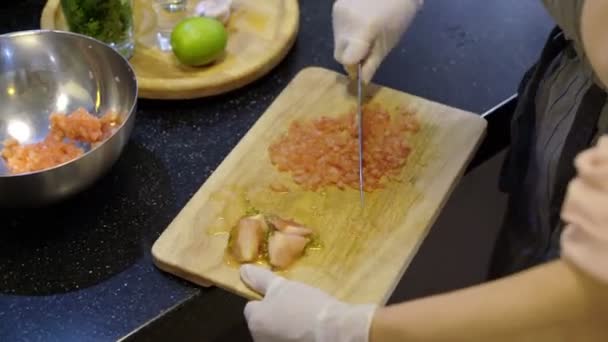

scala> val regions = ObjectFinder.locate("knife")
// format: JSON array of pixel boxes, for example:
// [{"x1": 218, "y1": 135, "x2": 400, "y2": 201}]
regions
[{"x1": 356, "y1": 63, "x2": 364, "y2": 207}]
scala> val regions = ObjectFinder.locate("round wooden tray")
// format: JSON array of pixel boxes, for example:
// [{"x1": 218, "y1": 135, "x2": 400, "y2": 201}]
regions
[{"x1": 41, "y1": 0, "x2": 299, "y2": 99}]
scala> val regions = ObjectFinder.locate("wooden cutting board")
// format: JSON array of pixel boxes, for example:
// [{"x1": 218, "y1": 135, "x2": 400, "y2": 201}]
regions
[
  {"x1": 152, "y1": 67, "x2": 487, "y2": 305},
  {"x1": 40, "y1": 0, "x2": 299, "y2": 99}
]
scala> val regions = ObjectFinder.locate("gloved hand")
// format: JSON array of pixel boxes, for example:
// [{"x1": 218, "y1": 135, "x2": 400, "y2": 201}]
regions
[
  {"x1": 240, "y1": 264, "x2": 377, "y2": 342},
  {"x1": 332, "y1": 0, "x2": 424, "y2": 83}
]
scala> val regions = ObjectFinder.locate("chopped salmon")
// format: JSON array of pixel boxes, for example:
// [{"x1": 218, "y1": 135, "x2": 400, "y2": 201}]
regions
[
  {"x1": 50, "y1": 108, "x2": 122, "y2": 143},
  {"x1": 268, "y1": 105, "x2": 420, "y2": 192},
  {"x1": 1, "y1": 136, "x2": 84, "y2": 174},
  {"x1": 1, "y1": 108, "x2": 122, "y2": 175}
]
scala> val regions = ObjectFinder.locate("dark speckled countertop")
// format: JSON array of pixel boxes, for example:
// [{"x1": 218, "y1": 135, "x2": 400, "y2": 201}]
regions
[{"x1": 0, "y1": 1, "x2": 553, "y2": 341}]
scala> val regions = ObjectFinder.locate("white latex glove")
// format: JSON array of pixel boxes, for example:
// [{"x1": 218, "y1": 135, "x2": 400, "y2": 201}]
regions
[
  {"x1": 240, "y1": 264, "x2": 377, "y2": 342},
  {"x1": 333, "y1": 0, "x2": 424, "y2": 83}
]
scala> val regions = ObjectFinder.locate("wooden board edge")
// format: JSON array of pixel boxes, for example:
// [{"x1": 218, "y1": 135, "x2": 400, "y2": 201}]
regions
[
  {"x1": 292, "y1": 67, "x2": 487, "y2": 126},
  {"x1": 150, "y1": 66, "x2": 325, "y2": 249},
  {"x1": 152, "y1": 241, "x2": 263, "y2": 299},
  {"x1": 379, "y1": 124, "x2": 488, "y2": 305},
  {"x1": 148, "y1": 67, "x2": 310, "y2": 296},
  {"x1": 151, "y1": 246, "x2": 213, "y2": 288},
  {"x1": 151, "y1": 67, "x2": 490, "y2": 302},
  {"x1": 149, "y1": 68, "x2": 324, "y2": 291}
]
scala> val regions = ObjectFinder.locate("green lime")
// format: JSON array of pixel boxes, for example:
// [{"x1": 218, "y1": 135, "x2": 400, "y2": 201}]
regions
[{"x1": 170, "y1": 17, "x2": 228, "y2": 66}]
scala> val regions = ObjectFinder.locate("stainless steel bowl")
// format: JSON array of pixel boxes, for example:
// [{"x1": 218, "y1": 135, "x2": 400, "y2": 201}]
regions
[{"x1": 0, "y1": 30, "x2": 138, "y2": 207}]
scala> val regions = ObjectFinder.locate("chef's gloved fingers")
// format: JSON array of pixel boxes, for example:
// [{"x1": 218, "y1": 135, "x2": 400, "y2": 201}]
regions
[
  {"x1": 333, "y1": 0, "x2": 422, "y2": 83},
  {"x1": 243, "y1": 300, "x2": 262, "y2": 322},
  {"x1": 240, "y1": 266, "x2": 375, "y2": 342},
  {"x1": 360, "y1": 39, "x2": 390, "y2": 84},
  {"x1": 240, "y1": 264, "x2": 284, "y2": 296},
  {"x1": 335, "y1": 38, "x2": 372, "y2": 80},
  {"x1": 335, "y1": 39, "x2": 385, "y2": 83},
  {"x1": 335, "y1": 38, "x2": 371, "y2": 67}
]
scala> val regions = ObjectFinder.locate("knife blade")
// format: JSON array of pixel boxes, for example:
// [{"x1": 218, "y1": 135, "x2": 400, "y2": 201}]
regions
[{"x1": 357, "y1": 63, "x2": 364, "y2": 207}]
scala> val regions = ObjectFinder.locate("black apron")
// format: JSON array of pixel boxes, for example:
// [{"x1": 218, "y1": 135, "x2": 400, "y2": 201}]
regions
[{"x1": 488, "y1": 27, "x2": 607, "y2": 279}]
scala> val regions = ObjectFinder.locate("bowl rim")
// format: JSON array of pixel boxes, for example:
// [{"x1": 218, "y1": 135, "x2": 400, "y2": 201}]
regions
[{"x1": 0, "y1": 29, "x2": 139, "y2": 179}]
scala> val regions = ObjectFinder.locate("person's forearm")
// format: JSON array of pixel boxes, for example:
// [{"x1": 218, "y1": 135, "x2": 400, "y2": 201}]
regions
[{"x1": 370, "y1": 260, "x2": 608, "y2": 342}]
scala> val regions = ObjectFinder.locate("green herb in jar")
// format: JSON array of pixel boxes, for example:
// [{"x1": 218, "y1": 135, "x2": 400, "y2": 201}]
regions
[{"x1": 61, "y1": 0, "x2": 133, "y2": 44}]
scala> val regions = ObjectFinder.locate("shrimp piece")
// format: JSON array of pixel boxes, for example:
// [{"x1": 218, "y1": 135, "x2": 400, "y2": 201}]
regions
[
  {"x1": 267, "y1": 215, "x2": 313, "y2": 237},
  {"x1": 230, "y1": 214, "x2": 268, "y2": 262},
  {"x1": 267, "y1": 231, "x2": 310, "y2": 269}
]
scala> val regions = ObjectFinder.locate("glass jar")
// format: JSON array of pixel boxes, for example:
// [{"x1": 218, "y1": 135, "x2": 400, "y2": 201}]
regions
[
  {"x1": 60, "y1": 0, "x2": 135, "y2": 59},
  {"x1": 152, "y1": 0, "x2": 189, "y2": 51}
]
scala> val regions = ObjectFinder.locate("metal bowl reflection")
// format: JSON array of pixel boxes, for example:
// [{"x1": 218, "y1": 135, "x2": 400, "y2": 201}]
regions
[{"x1": 0, "y1": 30, "x2": 138, "y2": 207}]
